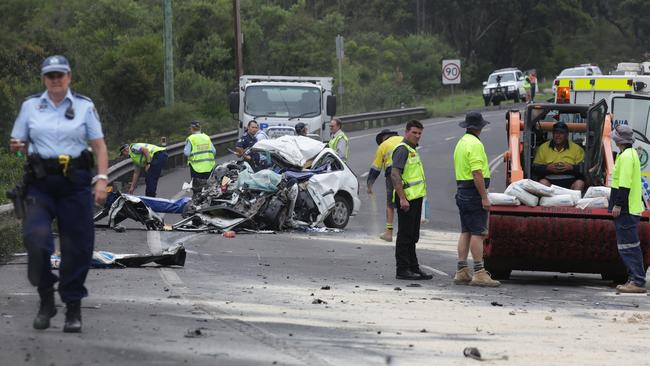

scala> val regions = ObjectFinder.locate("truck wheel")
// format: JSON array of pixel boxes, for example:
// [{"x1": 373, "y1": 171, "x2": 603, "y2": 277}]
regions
[
  {"x1": 490, "y1": 269, "x2": 511, "y2": 280},
  {"x1": 324, "y1": 194, "x2": 351, "y2": 229},
  {"x1": 601, "y1": 272, "x2": 627, "y2": 284}
]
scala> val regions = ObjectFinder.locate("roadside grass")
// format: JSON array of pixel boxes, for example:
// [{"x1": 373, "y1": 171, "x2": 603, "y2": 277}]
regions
[
  {"x1": 0, "y1": 153, "x2": 24, "y2": 262},
  {"x1": 419, "y1": 88, "x2": 518, "y2": 117}
]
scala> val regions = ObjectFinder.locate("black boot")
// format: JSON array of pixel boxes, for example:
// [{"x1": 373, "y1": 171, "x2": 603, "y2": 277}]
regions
[
  {"x1": 63, "y1": 301, "x2": 82, "y2": 333},
  {"x1": 33, "y1": 288, "x2": 57, "y2": 330}
]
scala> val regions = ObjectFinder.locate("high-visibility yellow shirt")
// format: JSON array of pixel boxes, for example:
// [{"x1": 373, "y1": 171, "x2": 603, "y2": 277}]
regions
[
  {"x1": 533, "y1": 140, "x2": 584, "y2": 166},
  {"x1": 454, "y1": 133, "x2": 490, "y2": 181},
  {"x1": 612, "y1": 147, "x2": 643, "y2": 215},
  {"x1": 371, "y1": 135, "x2": 403, "y2": 171}
]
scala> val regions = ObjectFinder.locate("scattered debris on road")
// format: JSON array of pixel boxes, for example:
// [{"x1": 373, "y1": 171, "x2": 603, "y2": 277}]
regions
[{"x1": 48, "y1": 243, "x2": 186, "y2": 269}]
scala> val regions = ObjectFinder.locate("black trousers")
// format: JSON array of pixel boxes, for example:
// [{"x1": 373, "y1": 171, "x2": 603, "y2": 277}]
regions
[{"x1": 395, "y1": 197, "x2": 423, "y2": 271}]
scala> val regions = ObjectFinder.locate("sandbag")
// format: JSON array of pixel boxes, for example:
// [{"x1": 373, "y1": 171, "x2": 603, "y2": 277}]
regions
[
  {"x1": 575, "y1": 197, "x2": 609, "y2": 209},
  {"x1": 539, "y1": 194, "x2": 575, "y2": 207},
  {"x1": 517, "y1": 179, "x2": 555, "y2": 197},
  {"x1": 488, "y1": 193, "x2": 520, "y2": 206},
  {"x1": 505, "y1": 183, "x2": 539, "y2": 207},
  {"x1": 551, "y1": 185, "x2": 582, "y2": 204},
  {"x1": 583, "y1": 186, "x2": 611, "y2": 199}
]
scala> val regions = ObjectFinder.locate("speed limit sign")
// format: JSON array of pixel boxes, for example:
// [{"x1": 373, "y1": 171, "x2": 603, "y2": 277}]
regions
[{"x1": 442, "y1": 59, "x2": 461, "y2": 85}]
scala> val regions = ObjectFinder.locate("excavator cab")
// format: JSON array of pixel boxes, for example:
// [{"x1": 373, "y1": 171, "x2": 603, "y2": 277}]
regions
[{"x1": 487, "y1": 100, "x2": 649, "y2": 283}]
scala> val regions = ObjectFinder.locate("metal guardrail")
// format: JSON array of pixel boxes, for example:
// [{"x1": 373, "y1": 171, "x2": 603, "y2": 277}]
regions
[{"x1": 0, "y1": 106, "x2": 428, "y2": 222}]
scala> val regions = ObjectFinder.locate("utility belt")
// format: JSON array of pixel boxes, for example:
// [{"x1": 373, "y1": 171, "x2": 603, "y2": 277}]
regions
[
  {"x1": 456, "y1": 178, "x2": 490, "y2": 192},
  {"x1": 26, "y1": 150, "x2": 94, "y2": 180}
]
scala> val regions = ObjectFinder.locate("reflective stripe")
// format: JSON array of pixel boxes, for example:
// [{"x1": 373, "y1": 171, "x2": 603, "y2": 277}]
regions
[
  {"x1": 403, "y1": 180, "x2": 424, "y2": 189},
  {"x1": 618, "y1": 242, "x2": 640, "y2": 250},
  {"x1": 557, "y1": 77, "x2": 633, "y2": 91}
]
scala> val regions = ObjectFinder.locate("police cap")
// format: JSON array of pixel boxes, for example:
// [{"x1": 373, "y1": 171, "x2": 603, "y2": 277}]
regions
[{"x1": 41, "y1": 55, "x2": 71, "y2": 75}]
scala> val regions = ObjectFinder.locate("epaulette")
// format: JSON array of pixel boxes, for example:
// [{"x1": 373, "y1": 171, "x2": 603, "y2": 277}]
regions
[
  {"x1": 72, "y1": 92, "x2": 93, "y2": 102},
  {"x1": 24, "y1": 93, "x2": 41, "y2": 101}
]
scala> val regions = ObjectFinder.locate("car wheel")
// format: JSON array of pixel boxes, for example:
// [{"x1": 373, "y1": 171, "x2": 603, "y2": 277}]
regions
[{"x1": 324, "y1": 194, "x2": 351, "y2": 229}]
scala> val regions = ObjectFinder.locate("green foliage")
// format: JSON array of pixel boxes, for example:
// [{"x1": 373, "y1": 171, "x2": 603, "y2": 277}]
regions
[
  {"x1": 1, "y1": 0, "x2": 649, "y2": 152},
  {"x1": 0, "y1": 153, "x2": 24, "y2": 205}
]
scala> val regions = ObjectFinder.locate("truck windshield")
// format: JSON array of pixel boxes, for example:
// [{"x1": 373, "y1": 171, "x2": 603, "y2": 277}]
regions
[
  {"x1": 488, "y1": 73, "x2": 514, "y2": 84},
  {"x1": 244, "y1": 86, "x2": 321, "y2": 118}
]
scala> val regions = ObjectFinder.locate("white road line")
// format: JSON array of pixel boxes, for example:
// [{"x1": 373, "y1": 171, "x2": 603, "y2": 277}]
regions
[
  {"x1": 444, "y1": 136, "x2": 455, "y2": 141},
  {"x1": 489, "y1": 153, "x2": 504, "y2": 173},
  {"x1": 360, "y1": 172, "x2": 369, "y2": 177},
  {"x1": 419, "y1": 264, "x2": 449, "y2": 277}
]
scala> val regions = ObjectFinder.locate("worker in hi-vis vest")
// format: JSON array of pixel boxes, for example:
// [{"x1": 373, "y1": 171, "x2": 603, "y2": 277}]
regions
[
  {"x1": 390, "y1": 120, "x2": 432, "y2": 281},
  {"x1": 120, "y1": 141, "x2": 168, "y2": 197},
  {"x1": 184, "y1": 120, "x2": 216, "y2": 197},
  {"x1": 328, "y1": 118, "x2": 349, "y2": 162}
]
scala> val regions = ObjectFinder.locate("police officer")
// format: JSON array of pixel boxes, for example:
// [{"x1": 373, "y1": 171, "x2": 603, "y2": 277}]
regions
[
  {"x1": 610, "y1": 124, "x2": 647, "y2": 294},
  {"x1": 328, "y1": 118, "x2": 349, "y2": 162},
  {"x1": 452, "y1": 111, "x2": 500, "y2": 287},
  {"x1": 120, "y1": 141, "x2": 168, "y2": 197},
  {"x1": 235, "y1": 120, "x2": 261, "y2": 160},
  {"x1": 183, "y1": 120, "x2": 216, "y2": 197},
  {"x1": 9, "y1": 55, "x2": 109, "y2": 333},
  {"x1": 390, "y1": 120, "x2": 432, "y2": 280},
  {"x1": 295, "y1": 122, "x2": 308, "y2": 136}
]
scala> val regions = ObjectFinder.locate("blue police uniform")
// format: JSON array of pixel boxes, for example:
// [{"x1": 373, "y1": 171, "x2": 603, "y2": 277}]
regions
[
  {"x1": 11, "y1": 88, "x2": 103, "y2": 305},
  {"x1": 236, "y1": 132, "x2": 257, "y2": 150}
]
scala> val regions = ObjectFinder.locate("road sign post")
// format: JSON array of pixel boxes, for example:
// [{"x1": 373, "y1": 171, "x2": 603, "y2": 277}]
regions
[
  {"x1": 442, "y1": 59, "x2": 461, "y2": 112},
  {"x1": 336, "y1": 35, "x2": 344, "y2": 112}
]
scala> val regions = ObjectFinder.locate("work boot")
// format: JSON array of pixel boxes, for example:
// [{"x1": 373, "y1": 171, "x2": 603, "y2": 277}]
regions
[
  {"x1": 379, "y1": 229, "x2": 393, "y2": 242},
  {"x1": 616, "y1": 282, "x2": 647, "y2": 294},
  {"x1": 33, "y1": 288, "x2": 57, "y2": 330},
  {"x1": 63, "y1": 301, "x2": 82, "y2": 333},
  {"x1": 453, "y1": 267, "x2": 472, "y2": 285},
  {"x1": 469, "y1": 269, "x2": 501, "y2": 287}
]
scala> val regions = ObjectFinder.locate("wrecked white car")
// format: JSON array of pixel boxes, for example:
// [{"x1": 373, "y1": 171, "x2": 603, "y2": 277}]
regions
[{"x1": 176, "y1": 135, "x2": 360, "y2": 232}]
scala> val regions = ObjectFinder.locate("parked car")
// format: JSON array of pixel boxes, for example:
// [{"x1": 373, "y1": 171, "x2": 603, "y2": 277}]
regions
[{"x1": 482, "y1": 68, "x2": 527, "y2": 106}]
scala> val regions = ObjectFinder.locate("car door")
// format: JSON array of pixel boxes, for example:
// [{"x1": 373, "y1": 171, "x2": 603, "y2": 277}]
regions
[
  {"x1": 584, "y1": 99, "x2": 608, "y2": 186},
  {"x1": 611, "y1": 95, "x2": 650, "y2": 208}
]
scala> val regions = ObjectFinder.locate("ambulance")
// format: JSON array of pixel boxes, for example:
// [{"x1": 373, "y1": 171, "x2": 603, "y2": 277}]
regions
[{"x1": 554, "y1": 73, "x2": 650, "y2": 206}]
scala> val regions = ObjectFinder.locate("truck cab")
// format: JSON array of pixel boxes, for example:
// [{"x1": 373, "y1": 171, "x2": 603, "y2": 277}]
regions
[{"x1": 229, "y1": 75, "x2": 337, "y2": 141}]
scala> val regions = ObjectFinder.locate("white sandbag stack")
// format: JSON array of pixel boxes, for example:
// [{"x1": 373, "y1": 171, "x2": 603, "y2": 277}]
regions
[
  {"x1": 550, "y1": 185, "x2": 582, "y2": 205},
  {"x1": 488, "y1": 193, "x2": 520, "y2": 206},
  {"x1": 576, "y1": 197, "x2": 609, "y2": 209},
  {"x1": 518, "y1": 179, "x2": 555, "y2": 197},
  {"x1": 583, "y1": 186, "x2": 611, "y2": 199},
  {"x1": 504, "y1": 181, "x2": 540, "y2": 207},
  {"x1": 540, "y1": 195, "x2": 575, "y2": 207}
]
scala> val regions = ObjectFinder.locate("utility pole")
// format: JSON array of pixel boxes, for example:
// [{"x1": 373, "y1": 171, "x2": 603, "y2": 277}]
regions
[
  {"x1": 233, "y1": 0, "x2": 243, "y2": 81},
  {"x1": 336, "y1": 35, "x2": 344, "y2": 113},
  {"x1": 163, "y1": 0, "x2": 174, "y2": 106}
]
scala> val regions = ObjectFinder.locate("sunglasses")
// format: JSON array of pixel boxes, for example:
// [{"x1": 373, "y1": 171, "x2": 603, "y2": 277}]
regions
[{"x1": 44, "y1": 72, "x2": 66, "y2": 79}]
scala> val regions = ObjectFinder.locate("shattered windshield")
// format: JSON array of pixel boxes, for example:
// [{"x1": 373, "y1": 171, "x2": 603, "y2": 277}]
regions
[
  {"x1": 244, "y1": 86, "x2": 321, "y2": 118},
  {"x1": 487, "y1": 73, "x2": 514, "y2": 84}
]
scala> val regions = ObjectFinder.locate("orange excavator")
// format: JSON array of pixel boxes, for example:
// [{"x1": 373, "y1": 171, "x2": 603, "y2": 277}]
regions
[{"x1": 485, "y1": 100, "x2": 650, "y2": 282}]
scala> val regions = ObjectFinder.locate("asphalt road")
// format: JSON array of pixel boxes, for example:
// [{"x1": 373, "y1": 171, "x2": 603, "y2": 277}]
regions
[{"x1": 2, "y1": 108, "x2": 650, "y2": 366}]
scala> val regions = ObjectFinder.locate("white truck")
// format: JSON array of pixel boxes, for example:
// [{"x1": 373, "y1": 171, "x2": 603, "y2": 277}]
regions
[{"x1": 229, "y1": 75, "x2": 337, "y2": 140}]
